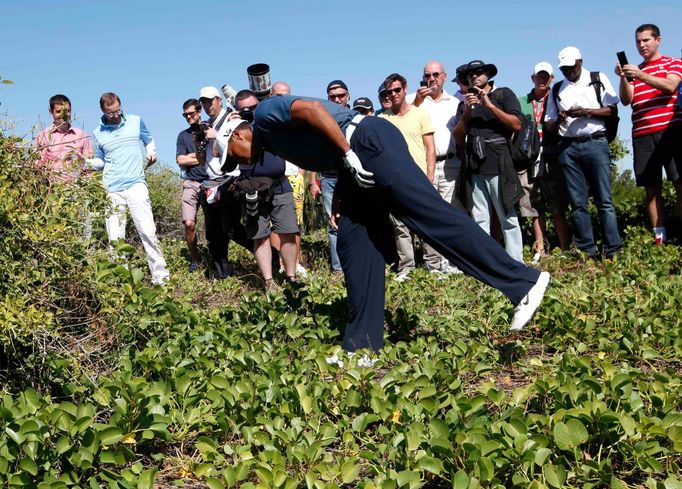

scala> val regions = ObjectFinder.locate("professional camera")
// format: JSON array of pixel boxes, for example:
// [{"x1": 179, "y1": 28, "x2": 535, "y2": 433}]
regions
[
  {"x1": 189, "y1": 121, "x2": 210, "y2": 150},
  {"x1": 238, "y1": 104, "x2": 257, "y2": 123}
]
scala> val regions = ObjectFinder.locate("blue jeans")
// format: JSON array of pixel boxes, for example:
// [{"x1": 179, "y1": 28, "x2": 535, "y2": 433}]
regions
[
  {"x1": 321, "y1": 176, "x2": 341, "y2": 271},
  {"x1": 558, "y1": 136, "x2": 622, "y2": 257},
  {"x1": 470, "y1": 174, "x2": 524, "y2": 262}
]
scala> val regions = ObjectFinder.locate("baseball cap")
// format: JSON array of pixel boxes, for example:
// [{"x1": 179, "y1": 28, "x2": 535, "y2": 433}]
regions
[
  {"x1": 352, "y1": 97, "x2": 373, "y2": 111},
  {"x1": 533, "y1": 62, "x2": 554, "y2": 76},
  {"x1": 199, "y1": 86, "x2": 222, "y2": 99},
  {"x1": 557, "y1": 47, "x2": 582, "y2": 68},
  {"x1": 326, "y1": 80, "x2": 348, "y2": 93},
  {"x1": 218, "y1": 117, "x2": 250, "y2": 172}
]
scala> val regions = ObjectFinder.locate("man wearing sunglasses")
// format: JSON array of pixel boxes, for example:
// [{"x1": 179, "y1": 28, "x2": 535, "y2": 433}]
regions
[
  {"x1": 407, "y1": 61, "x2": 463, "y2": 275},
  {"x1": 454, "y1": 59, "x2": 525, "y2": 263},
  {"x1": 379, "y1": 73, "x2": 436, "y2": 281},
  {"x1": 219, "y1": 95, "x2": 550, "y2": 356},
  {"x1": 88, "y1": 92, "x2": 170, "y2": 285},
  {"x1": 176, "y1": 98, "x2": 208, "y2": 272},
  {"x1": 545, "y1": 47, "x2": 622, "y2": 260}
]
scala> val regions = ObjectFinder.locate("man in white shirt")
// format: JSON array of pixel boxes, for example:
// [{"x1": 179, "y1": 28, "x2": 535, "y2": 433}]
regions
[
  {"x1": 545, "y1": 47, "x2": 622, "y2": 260},
  {"x1": 198, "y1": 86, "x2": 250, "y2": 279},
  {"x1": 408, "y1": 60, "x2": 463, "y2": 274}
]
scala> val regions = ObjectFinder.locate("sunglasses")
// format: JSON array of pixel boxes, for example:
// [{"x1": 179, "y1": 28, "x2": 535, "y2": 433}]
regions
[
  {"x1": 384, "y1": 86, "x2": 403, "y2": 96},
  {"x1": 423, "y1": 72, "x2": 442, "y2": 79},
  {"x1": 182, "y1": 110, "x2": 199, "y2": 118},
  {"x1": 328, "y1": 91, "x2": 349, "y2": 100}
]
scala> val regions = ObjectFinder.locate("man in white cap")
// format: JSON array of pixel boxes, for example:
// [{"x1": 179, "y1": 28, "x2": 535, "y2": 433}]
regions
[
  {"x1": 517, "y1": 62, "x2": 571, "y2": 261},
  {"x1": 198, "y1": 86, "x2": 250, "y2": 279},
  {"x1": 545, "y1": 47, "x2": 622, "y2": 260}
]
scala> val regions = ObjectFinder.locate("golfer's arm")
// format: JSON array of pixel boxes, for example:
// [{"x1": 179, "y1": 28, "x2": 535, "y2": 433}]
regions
[{"x1": 290, "y1": 100, "x2": 350, "y2": 154}]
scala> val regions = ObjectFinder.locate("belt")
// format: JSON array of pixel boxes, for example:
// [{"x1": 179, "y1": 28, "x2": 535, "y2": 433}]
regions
[
  {"x1": 561, "y1": 132, "x2": 605, "y2": 143},
  {"x1": 344, "y1": 114, "x2": 366, "y2": 143},
  {"x1": 436, "y1": 152, "x2": 456, "y2": 162}
]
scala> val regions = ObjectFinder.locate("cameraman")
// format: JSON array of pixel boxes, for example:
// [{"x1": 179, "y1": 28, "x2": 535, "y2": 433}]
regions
[
  {"x1": 223, "y1": 90, "x2": 299, "y2": 291},
  {"x1": 176, "y1": 98, "x2": 207, "y2": 272},
  {"x1": 198, "y1": 86, "x2": 251, "y2": 279}
]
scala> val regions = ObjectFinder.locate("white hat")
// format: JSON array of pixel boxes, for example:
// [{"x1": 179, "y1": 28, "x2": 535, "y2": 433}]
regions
[
  {"x1": 533, "y1": 61, "x2": 554, "y2": 76},
  {"x1": 218, "y1": 117, "x2": 249, "y2": 172},
  {"x1": 199, "y1": 86, "x2": 222, "y2": 99},
  {"x1": 558, "y1": 47, "x2": 582, "y2": 68}
]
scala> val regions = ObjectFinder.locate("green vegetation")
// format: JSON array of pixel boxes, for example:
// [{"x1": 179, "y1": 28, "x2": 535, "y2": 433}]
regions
[{"x1": 1, "y1": 132, "x2": 680, "y2": 488}]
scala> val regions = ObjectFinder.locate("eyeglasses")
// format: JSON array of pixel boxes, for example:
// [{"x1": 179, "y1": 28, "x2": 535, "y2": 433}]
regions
[
  {"x1": 384, "y1": 86, "x2": 403, "y2": 96},
  {"x1": 182, "y1": 110, "x2": 199, "y2": 118},
  {"x1": 423, "y1": 72, "x2": 442, "y2": 79},
  {"x1": 104, "y1": 109, "x2": 122, "y2": 117},
  {"x1": 328, "y1": 91, "x2": 349, "y2": 100}
]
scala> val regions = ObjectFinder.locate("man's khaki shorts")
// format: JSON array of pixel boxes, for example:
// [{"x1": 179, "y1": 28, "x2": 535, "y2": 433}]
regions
[{"x1": 181, "y1": 179, "x2": 202, "y2": 222}]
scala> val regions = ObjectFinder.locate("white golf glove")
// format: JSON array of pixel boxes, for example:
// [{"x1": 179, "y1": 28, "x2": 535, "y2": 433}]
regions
[{"x1": 343, "y1": 149, "x2": 374, "y2": 188}]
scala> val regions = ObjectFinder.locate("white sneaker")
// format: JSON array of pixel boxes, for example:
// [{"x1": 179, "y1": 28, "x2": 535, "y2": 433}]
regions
[
  {"x1": 325, "y1": 355, "x2": 344, "y2": 368},
  {"x1": 510, "y1": 272, "x2": 550, "y2": 331},
  {"x1": 428, "y1": 268, "x2": 447, "y2": 281},
  {"x1": 440, "y1": 260, "x2": 463, "y2": 274},
  {"x1": 296, "y1": 263, "x2": 308, "y2": 278},
  {"x1": 356, "y1": 354, "x2": 377, "y2": 368},
  {"x1": 394, "y1": 269, "x2": 412, "y2": 283}
]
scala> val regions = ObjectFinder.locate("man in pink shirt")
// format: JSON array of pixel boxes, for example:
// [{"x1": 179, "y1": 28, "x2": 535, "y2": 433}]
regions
[{"x1": 36, "y1": 94, "x2": 93, "y2": 183}]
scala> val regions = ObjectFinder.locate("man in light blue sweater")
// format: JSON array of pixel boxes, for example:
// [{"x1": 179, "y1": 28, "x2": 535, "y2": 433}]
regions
[{"x1": 88, "y1": 92, "x2": 169, "y2": 285}]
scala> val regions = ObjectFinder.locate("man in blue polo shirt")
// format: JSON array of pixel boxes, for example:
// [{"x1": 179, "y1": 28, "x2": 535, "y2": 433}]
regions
[
  {"x1": 220, "y1": 95, "x2": 550, "y2": 355},
  {"x1": 88, "y1": 92, "x2": 170, "y2": 285}
]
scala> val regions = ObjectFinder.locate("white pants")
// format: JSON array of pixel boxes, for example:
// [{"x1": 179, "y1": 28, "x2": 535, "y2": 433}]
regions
[{"x1": 105, "y1": 182, "x2": 170, "y2": 284}]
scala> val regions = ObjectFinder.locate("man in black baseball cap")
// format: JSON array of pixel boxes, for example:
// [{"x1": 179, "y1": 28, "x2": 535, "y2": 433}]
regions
[{"x1": 352, "y1": 97, "x2": 374, "y2": 115}]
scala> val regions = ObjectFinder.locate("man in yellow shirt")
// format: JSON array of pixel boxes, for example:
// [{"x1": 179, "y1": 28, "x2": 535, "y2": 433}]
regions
[{"x1": 379, "y1": 73, "x2": 436, "y2": 281}]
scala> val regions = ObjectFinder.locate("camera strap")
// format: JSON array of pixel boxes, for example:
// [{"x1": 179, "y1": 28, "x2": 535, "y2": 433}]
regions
[{"x1": 211, "y1": 110, "x2": 231, "y2": 131}]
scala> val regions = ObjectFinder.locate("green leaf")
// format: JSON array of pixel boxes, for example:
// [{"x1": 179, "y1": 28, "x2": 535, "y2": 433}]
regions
[
  {"x1": 417, "y1": 456, "x2": 442, "y2": 476},
  {"x1": 554, "y1": 419, "x2": 588, "y2": 450},
  {"x1": 610, "y1": 476, "x2": 629, "y2": 489},
  {"x1": 543, "y1": 464, "x2": 566, "y2": 488},
  {"x1": 137, "y1": 467, "x2": 157, "y2": 489},
  {"x1": 206, "y1": 478, "x2": 224, "y2": 489},
  {"x1": 452, "y1": 470, "x2": 469, "y2": 489},
  {"x1": 6, "y1": 427, "x2": 25, "y2": 444},
  {"x1": 20, "y1": 457, "x2": 39, "y2": 476},
  {"x1": 99, "y1": 426, "x2": 124, "y2": 446},
  {"x1": 341, "y1": 459, "x2": 360, "y2": 484}
]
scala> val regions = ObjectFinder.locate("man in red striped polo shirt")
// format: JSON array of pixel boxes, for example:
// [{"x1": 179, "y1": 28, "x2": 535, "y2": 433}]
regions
[{"x1": 617, "y1": 23, "x2": 682, "y2": 245}]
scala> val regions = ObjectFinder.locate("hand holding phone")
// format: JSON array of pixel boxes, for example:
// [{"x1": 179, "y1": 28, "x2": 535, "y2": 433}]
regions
[{"x1": 617, "y1": 51, "x2": 634, "y2": 81}]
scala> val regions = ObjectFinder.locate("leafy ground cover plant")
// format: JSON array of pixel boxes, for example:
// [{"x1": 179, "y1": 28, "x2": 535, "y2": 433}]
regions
[{"x1": 0, "y1": 132, "x2": 680, "y2": 488}]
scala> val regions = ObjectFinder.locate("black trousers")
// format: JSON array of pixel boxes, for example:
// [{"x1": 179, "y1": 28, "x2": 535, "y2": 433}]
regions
[
  {"x1": 337, "y1": 117, "x2": 540, "y2": 352},
  {"x1": 200, "y1": 187, "x2": 252, "y2": 279}
]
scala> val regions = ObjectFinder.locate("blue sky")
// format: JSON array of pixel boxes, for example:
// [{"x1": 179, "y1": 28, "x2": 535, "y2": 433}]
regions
[{"x1": 2, "y1": 0, "x2": 681, "y2": 171}]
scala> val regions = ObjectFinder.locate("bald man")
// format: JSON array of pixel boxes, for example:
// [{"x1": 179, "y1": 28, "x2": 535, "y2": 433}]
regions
[
  {"x1": 271, "y1": 81, "x2": 291, "y2": 96},
  {"x1": 407, "y1": 60, "x2": 463, "y2": 275}
]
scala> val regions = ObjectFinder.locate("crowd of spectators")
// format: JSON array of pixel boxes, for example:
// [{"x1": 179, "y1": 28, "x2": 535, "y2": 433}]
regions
[{"x1": 35, "y1": 24, "x2": 682, "y2": 291}]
